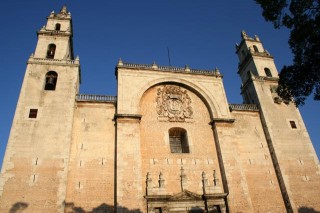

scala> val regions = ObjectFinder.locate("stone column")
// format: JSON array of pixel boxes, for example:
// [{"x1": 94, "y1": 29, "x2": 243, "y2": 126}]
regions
[{"x1": 115, "y1": 114, "x2": 144, "y2": 212}]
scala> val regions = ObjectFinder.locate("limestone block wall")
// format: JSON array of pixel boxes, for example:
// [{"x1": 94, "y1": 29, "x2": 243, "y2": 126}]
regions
[
  {"x1": 65, "y1": 102, "x2": 116, "y2": 212},
  {"x1": 252, "y1": 80, "x2": 320, "y2": 211},
  {"x1": 0, "y1": 62, "x2": 79, "y2": 212},
  {"x1": 140, "y1": 85, "x2": 222, "y2": 199},
  {"x1": 217, "y1": 110, "x2": 286, "y2": 212}
]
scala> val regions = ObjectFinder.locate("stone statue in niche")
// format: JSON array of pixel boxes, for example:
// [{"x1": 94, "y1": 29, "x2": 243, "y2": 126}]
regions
[{"x1": 156, "y1": 85, "x2": 193, "y2": 122}]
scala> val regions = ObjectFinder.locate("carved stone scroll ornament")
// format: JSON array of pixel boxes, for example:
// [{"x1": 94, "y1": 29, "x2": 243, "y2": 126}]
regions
[{"x1": 156, "y1": 85, "x2": 193, "y2": 122}]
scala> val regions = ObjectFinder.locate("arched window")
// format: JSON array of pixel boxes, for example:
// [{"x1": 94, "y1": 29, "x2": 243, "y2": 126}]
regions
[
  {"x1": 46, "y1": 44, "x2": 56, "y2": 59},
  {"x1": 45, "y1": 71, "x2": 58, "y2": 90},
  {"x1": 55, "y1": 23, "x2": 61, "y2": 31},
  {"x1": 253, "y1": 45, "x2": 259, "y2": 52},
  {"x1": 264, "y1": 68, "x2": 272, "y2": 77},
  {"x1": 169, "y1": 128, "x2": 189, "y2": 153}
]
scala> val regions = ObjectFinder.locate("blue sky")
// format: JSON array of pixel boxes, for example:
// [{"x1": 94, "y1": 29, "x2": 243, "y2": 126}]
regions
[{"x1": 0, "y1": 0, "x2": 319, "y2": 166}]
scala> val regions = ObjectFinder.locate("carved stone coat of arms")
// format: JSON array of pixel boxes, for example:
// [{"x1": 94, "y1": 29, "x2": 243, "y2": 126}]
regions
[{"x1": 156, "y1": 85, "x2": 193, "y2": 122}]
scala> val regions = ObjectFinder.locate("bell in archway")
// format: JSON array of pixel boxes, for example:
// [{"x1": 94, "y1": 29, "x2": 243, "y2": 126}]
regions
[{"x1": 45, "y1": 77, "x2": 56, "y2": 90}]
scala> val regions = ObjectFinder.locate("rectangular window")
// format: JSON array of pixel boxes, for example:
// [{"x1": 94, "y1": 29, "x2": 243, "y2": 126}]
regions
[
  {"x1": 29, "y1": 109, "x2": 38, "y2": 118},
  {"x1": 290, "y1": 121, "x2": 297, "y2": 129}
]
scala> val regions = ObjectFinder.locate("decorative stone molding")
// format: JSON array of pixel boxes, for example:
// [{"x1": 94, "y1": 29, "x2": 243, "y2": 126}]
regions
[
  {"x1": 202, "y1": 170, "x2": 222, "y2": 195},
  {"x1": 156, "y1": 85, "x2": 193, "y2": 122},
  {"x1": 274, "y1": 96, "x2": 283, "y2": 104},
  {"x1": 145, "y1": 171, "x2": 227, "y2": 212},
  {"x1": 159, "y1": 172, "x2": 165, "y2": 188},
  {"x1": 27, "y1": 57, "x2": 80, "y2": 66},
  {"x1": 180, "y1": 166, "x2": 187, "y2": 191}
]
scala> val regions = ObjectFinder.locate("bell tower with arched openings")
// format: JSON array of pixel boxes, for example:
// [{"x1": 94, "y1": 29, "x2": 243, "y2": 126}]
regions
[
  {"x1": 34, "y1": 5, "x2": 74, "y2": 60},
  {"x1": 0, "y1": 6, "x2": 80, "y2": 212},
  {"x1": 236, "y1": 31, "x2": 320, "y2": 211}
]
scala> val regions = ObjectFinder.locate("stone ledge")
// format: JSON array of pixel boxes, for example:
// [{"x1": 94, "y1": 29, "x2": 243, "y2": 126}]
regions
[
  {"x1": 114, "y1": 114, "x2": 142, "y2": 120},
  {"x1": 210, "y1": 118, "x2": 235, "y2": 125}
]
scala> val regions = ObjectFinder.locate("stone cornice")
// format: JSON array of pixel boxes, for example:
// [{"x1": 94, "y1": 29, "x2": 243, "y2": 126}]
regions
[
  {"x1": 116, "y1": 61, "x2": 222, "y2": 77},
  {"x1": 47, "y1": 16, "x2": 71, "y2": 20},
  {"x1": 37, "y1": 30, "x2": 72, "y2": 37},
  {"x1": 210, "y1": 118, "x2": 235, "y2": 125},
  {"x1": 238, "y1": 51, "x2": 273, "y2": 74},
  {"x1": 241, "y1": 74, "x2": 278, "y2": 94},
  {"x1": 203, "y1": 192, "x2": 228, "y2": 199},
  {"x1": 27, "y1": 57, "x2": 80, "y2": 67},
  {"x1": 114, "y1": 114, "x2": 142, "y2": 120}
]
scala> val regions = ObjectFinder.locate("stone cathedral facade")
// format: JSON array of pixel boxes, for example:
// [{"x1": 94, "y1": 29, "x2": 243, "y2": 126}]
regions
[{"x1": 0, "y1": 6, "x2": 319, "y2": 213}]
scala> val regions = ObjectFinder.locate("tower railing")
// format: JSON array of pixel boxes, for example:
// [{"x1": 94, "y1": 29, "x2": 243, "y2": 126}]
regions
[
  {"x1": 76, "y1": 94, "x2": 117, "y2": 103},
  {"x1": 229, "y1": 104, "x2": 259, "y2": 112}
]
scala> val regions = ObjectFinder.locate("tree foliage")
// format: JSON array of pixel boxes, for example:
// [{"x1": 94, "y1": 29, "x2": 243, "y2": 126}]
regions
[{"x1": 255, "y1": 0, "x2": 320, "y2": 106}]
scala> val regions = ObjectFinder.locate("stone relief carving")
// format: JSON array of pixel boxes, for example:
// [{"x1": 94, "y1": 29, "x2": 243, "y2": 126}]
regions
[{"x1": 156, "y1": 85, "x2": 193, "y2": 122}]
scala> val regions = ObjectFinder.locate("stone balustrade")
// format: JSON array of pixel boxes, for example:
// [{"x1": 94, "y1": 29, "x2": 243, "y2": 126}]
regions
[
  {"x1": 119, "y1": 62, "x2": 220, "y2": 76},
  {"x1": 76, "y1": 94, "x2": 117, "y2": 103},
  {"x1": 229, "y1": 104, "x2": 259, "y2": 112}
]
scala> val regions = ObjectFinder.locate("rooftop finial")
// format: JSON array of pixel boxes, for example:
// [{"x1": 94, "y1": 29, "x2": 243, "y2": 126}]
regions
[
  {"x1": 185, "y1": 64, "x2": 190, "y2": 72},
  {"x1": 152, "y1": 61, "x2": 158, "y2": 69},
  {"x1": 241, "y1": 30, "x2": 248, "y2": 39},
  {"x1": 214, "y1": 67, "x2": 220, "y2": 75},
  {"x1": 60, "y1": 5, "x2": 68, "y2": 14},
  {"x1": 117, "y1": 58, "x2": 123, "y2": 66}
]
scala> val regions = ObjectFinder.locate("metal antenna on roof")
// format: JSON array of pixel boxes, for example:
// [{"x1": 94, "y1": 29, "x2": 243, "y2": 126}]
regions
[{"x1": 167, "y1": 47, "x2": 172, "y2": 66}]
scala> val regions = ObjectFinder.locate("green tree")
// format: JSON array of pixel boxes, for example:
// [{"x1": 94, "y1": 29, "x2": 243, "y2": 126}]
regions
[{"x1": 255, "y1": 0, "x2": 320, "y2": 106}]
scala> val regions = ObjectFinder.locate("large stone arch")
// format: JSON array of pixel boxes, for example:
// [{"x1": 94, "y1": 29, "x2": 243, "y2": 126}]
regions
[{"x1": 136, "y1": 77, "x2": 221, "y2": 120}]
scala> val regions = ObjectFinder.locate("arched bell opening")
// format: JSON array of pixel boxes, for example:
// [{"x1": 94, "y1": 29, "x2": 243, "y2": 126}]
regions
[
  {"x1": 44, "y1": 71, "x2": 58, "y2": 90},
  {"x1": 55, "y1": 23, "x2": 61, "y2": 31},
  {"x1": 253, "y1": 45, "x2": 259, "y2": 52},
  {"x1": 46, "y1": 44, "x2": 56, "y2": 59},
  {"x1": 264, "y1": 68, "x2": 272, "y2": 77}
]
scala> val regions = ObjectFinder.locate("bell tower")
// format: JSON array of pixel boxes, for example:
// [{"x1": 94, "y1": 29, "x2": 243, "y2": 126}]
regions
[
  {"x1": 34, "y1": 5, "x2": 74, "y2": 60},
  {"x1": 236, "y1": 31, "x2": 320, "y2": 212},
  {"x1": 0, "y1": 6, "x2": 80, "y2": 212}
]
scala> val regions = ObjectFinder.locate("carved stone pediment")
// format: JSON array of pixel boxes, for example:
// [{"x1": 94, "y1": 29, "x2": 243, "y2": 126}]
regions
[
  {"x1": 169, "y1": 190, "x2": 202, "y2": 201},
  {"x1": 145, "y1": 190, "x2": 202, "y2": 202},
  {"x1": 156, "y1": 85, "x2": 193, "y2": 122}
]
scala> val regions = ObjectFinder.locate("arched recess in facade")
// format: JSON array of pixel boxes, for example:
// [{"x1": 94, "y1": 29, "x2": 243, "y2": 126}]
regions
[{"x1": 136, "y1": 77, "x2": 221, "y2": 120}]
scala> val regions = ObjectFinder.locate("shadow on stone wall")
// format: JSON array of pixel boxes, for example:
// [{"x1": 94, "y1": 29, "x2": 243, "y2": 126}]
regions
[
  {"x1": 65, "y1": 202, "x2": 142, "y2": 213},
  {"x1": 9, "y1": 202, "x2": 141, "y2": 213},
  {"x1": 298, "y1": 207, "x2": 320, "y2": 213},
  {"x1": 9, "y1": 202, "x2": 28, "y2": 213}
]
